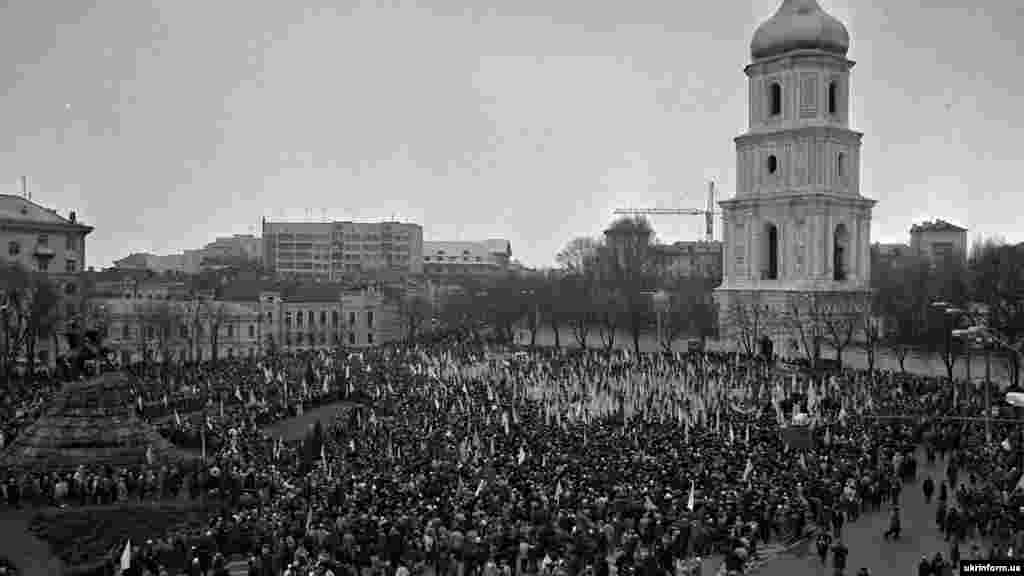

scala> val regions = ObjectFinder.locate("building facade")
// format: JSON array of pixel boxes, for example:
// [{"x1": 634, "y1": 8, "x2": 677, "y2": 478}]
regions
[
  {"x1": 910, "y1": 220, "x2": 967, "y2": 264},
  {"x1": 0, "y1": 193, "x2": 93, "y2": 365},
  {"x1": 651, "y1": 241, "x2": 724, "y2": 281},
  {"x1": 422, "y1": 240, "x2": 511, "y2": 279},
  {"x1": 226, "y1": 282, "x2": 401, "y2": 353},
  {"x1": 101, "y1": 298, "x2": 261, "y2": 365},
  {"x1": 262, "y1": 220, "x2": 423, "y2": 282},
  {"x1": 715, "y1": 0, "x2": 875, "y2": 355}
]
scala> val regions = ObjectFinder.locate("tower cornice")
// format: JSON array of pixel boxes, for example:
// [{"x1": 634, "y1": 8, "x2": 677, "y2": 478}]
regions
[
  {"x1": 735, "y1": 125, "x2": 862, "y2": 146},
  {"x1": 719, "y1": 192, "x2": 876, "y2": 210},
  {"x1": 744, "y1": 50, "x2": 855, "y2": 76}
]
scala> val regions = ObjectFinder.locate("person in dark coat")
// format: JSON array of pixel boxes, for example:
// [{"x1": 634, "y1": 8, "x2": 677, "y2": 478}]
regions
[
  {"x1": 883, "y1": 506, "x2": 901, "y2": 541},
  {"x1": 922, "y1": 476, "x2": 934, "y2": 504},
  {"x1": 831, "y1": 539, "x2": 848, "y2": 575}
]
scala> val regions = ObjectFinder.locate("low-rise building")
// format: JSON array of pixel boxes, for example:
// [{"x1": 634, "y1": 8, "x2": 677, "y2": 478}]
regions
[
  {"x1": 651, "y1": 241, "x2": 723, "y2": 281},
  {"x1": 910, "y1": 219, "x2": 967, "y2": 264},
  {"x1": 101, "y1": 298, "x2": 260, "y2": 365},
  {"x1": 422, "y1": 239, "x2": 511, "y2": 279},
  {"x1": 222, "y1": 280, "x2": 402, "y2": 353}
]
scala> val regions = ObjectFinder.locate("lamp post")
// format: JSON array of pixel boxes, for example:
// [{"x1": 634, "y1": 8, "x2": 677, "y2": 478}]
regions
[{"x1": 652, "y1": 290, "x2": 670, "y2": 353}]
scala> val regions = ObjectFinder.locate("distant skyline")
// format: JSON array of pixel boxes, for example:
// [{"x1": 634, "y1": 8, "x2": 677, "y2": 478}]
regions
[{"x1": 1, "y1": 0, "x2": 1021, "y2": 269}]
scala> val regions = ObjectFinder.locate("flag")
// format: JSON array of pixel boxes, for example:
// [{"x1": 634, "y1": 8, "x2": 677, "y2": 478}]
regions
[
  {"x1": 742, "y1": 458, "x2": 753, "y2": 483},
  {"x1": 146, "y1": 445, "x2": 154, "y2": 465},
  {"x1": 1002, "y1": 438, "x2": 1012, "y2": 451},
  {"x1": 219, "y1": 398, "x2": 224, "y2": 419},
  {"x1": 305, "y1": 506, "x2": 314, "y2": 533},
  {"x1": 174, "y1": 410, "x2": 181, "y2": 427},
  {"x1": 234, "y1": 385, "x2": 243, "y2": 402},
  {"x1": 120, "y1": 540, "x2": 131, "y2": 572},
  {"x1": 686, "y1": 480, "x2": 696, "y2": 511},
  {"x1": 745, "y1": 424, "x2": 750, "y2": 444},
  {"x1": 321, "y1": 444, "x2": 327, "y2": 469},
  {"x1": 518, "y1": 446, "x2": 527, "y2": 465},
  {"x1": 201, "y1": 426, "x2": 207, "y2": 462}
]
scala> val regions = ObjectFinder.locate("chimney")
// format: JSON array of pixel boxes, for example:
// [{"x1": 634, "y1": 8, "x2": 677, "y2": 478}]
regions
[
  {"x1": 69, "y1": 211, "x2": 77, "y2": 223},
  {"x1": 19, "y1": 176, "x2": 27, "y2": 198}
]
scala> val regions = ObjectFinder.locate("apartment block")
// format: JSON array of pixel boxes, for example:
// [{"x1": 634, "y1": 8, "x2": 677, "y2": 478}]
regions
[{"x1": 262, "y1": 219, "x2": 423, "y2": 282}]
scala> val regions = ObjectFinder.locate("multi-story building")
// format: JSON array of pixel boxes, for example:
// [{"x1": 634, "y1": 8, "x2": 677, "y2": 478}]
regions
[
  {"x1": 910, "y1": 220, "x2": 967, "y2": 264},
  {"x1": 102, "y1": 298, "x2": 260, "y2": 365},
  {"x1": 0, "y1": 193, "x2": 93, "y2": 365},
  {"x1": 422, "y1": 240, "x2": 511, "y2": 279},
  {"x1": 650, "y1": 241, "x2": 723, "y2": 281},
  {"x1": 262, "y1": 219, "x2": 423, "y2": 282}
]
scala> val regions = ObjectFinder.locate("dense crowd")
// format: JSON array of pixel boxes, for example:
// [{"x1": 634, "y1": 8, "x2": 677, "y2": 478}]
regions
[{"x1": 1, "y1": 333, "x2": 1023, "y2": 576}]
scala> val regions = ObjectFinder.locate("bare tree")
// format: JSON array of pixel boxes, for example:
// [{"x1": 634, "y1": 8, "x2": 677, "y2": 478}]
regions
[
  {"x1": 540, "y1": 275, "x2": 563, "y2": 350},
  {"x1": 600, "y1": 217, "x2": 657, "y2": 358},
  {"x1": 204, "y1": 301, "x2": 228, "y2": 365},
  {"x1": 597, "y1": 290, "x2": 619, "y2": 352},
  {"x1": 969, "y1": 238, "x2": 1024, "y2": 385},
  {"x1": 721, "y1": 294, "x2": 775, "y2": 357},
  {"x1": 0, "y1": 263, "x2": 33, "y2": 381},
  {"x1": 556, "y1": 237, "x2": 602, "y2": 350},
  {"x1": 784, "y1": 293, "x2": 829, "y2": 372},
  {"x1": 24, "y1": 276, "x2": 60, "y2": 381},
  {"x1": 821, "y1": 293, "x2": 868, "y2": 368},
  {"x1": 860, "y1": 310, "x2": 882, "y2": 374}
]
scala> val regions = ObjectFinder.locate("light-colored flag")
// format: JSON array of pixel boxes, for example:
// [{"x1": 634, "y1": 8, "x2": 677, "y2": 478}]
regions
[
  {"x1": 120, "y1": 540, "x2": 132, "y2": 571},
  {"x1": 686, "y1": 480, "x2": 696, "y2": 511},
  {"x1": 742, "y1": 458, "x2": 753, "y2": 483}
]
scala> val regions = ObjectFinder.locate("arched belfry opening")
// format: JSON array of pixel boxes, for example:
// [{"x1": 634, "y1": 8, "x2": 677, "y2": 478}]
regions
[
  {"x1": 833, "y1": 223, "x2": 849, "y2": 281},
  {"x1": 763, "y1": 222, "x2": 779, "y2": 280}
]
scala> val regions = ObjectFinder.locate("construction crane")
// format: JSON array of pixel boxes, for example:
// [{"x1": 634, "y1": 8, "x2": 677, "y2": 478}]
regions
[{"x1": 613, "y1": 181, "x2": 720, "y2": 242}]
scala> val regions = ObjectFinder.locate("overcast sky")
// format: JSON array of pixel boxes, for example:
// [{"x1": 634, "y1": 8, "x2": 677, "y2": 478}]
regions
[{"x1": 1, "y1": 0, "x2": 1021, "y2": 269}]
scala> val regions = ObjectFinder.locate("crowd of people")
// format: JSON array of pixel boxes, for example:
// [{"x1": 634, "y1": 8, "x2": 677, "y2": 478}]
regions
[{"x1": 1, "y1": 332, "x2": 1023, "y2": 576}]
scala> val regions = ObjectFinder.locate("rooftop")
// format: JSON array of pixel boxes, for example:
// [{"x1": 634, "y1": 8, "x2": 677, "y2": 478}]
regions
[
  {"x1": 911, "y1": 219, "x2": 967, "y2": 233},
  {"x1": 0, "y1": 194, "x2": 92, "y2": 230}
]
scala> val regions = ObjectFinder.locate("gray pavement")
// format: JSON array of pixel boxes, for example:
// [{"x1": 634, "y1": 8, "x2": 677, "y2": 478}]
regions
[{"x1": 753, "y1": 449, "x2": 978, "y2": 575}]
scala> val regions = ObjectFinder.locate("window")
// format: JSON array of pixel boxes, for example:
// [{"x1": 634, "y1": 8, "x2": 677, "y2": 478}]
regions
[
  {"x1": 763, "y1": 223, "x2": 779, "y2": 280},
  {"x1": 7, "y1": 241, "x2": 19, "y2": 256},
  {"x1": 767, "y1": 155, "x2": 778, "y2": 175},
  {"x1": 266, "y1": 311, "x2": 273, "y2": 323},
  {"x1": 366, "y1": 311, "x2": 374, "y2": 328},
  {"x1": 833, "y1": 224, "x2": 849, "y2": 281},
  {"x1": 37, "y1": 234, "x2": 48, "y2": 247},
  {"x1": 308, "y1": 310, "x2": 314, "y2": 325},
  {"x1": 348, "y1": 311, "x2": 356, "y2": 326},
  {"x1": 837, "y1": 153, "x2": 845, "y2": 180},
  {"x1": 319, "y1": 333, "x2": 326, "y2": 345},
  {"x1": 180, "y1": 325, "x2": 188, "y2": 338},
  {"x1": 122, "y1": 325, "x2": 130, "y2": 340},
  {"x1": 37, "y1": 259, "x2": 49, "y2": 272},
  {"x1": 367, "y1": 333, "x2": 374, "y2": 345},
  {"x1": 769, "y1": 83, "x2": 782, "y2": 116},
  {"x1": 320, "y1": 310, "x2": 327, "y2": 325},
  {"x1": 65, "y1": 259, "x2": 76, "y2": 273},
  {"x1": 284, "y1": 313, "x2": 291, "y2": 328},
  {"x1": 348, "y1": 332, "x2": 356, "y2": 345},
  {"x1": 145, "y1": 325, "x2": 154, "y2": 339},
  {"x1": 827, "y1": 81, "x2": 838, "y2": 115},
  {"x1": 249, "y1": 325, "x2": 255, "y2": 338},
  {"x1": 66, "y1": 235, "x2": 76, "y2": 251},
  {"x1": 332, "y1": 310, "x2": 339, "y2": 326},
  {"x1": 296, "y1": 312, "x2": 303, "y2": 327},
  {"x1": 227, "y1": 324, "x2": 234, "y2": 338}
]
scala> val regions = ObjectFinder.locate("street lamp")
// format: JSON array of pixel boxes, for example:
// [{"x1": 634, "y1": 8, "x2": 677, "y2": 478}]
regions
[
  {"x1": 652, "y1": 290, "x2": 670, "y2": 352},
  {"x1": 935, "y1": 301, "x2": 1002, "y2": 445}
]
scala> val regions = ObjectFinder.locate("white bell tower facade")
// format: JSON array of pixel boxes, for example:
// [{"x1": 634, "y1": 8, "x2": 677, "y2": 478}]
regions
[{"x1": 715, "y1": 0, "x2": 875, "y2": 357}]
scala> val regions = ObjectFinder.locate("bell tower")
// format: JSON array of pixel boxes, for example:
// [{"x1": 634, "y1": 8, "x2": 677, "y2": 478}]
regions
[{"x1": 715, "y1": 0, "x2": 876, "y2": 357}]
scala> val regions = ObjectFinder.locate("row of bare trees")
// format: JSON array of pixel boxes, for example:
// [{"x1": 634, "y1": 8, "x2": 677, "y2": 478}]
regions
[
  {"x1": 424, "y1": 217, "x2": 718, "y2": 356},
  {"x1": 718, "y1": 236, "x2": 1024, "y2": 383},
  {"x1": 124, "y1": 299, "x2": 230, "y2": 366}
]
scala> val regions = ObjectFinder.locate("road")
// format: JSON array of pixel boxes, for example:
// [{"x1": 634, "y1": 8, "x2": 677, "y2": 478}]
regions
[{"x1": 754, "y1": 449, "x2": 980, "y2": 575}]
